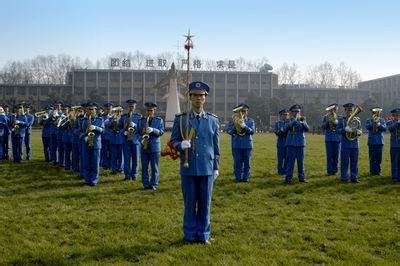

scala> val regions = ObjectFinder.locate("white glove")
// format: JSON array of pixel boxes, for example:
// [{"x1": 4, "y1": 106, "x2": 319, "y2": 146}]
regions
[
  {"x1": 146, "y1": 127, "x2": 153, "y2": 134},
  {"x1": 181, "y1": 140, "x2": 191, "y2": 150},
  {"x1": 130, "y1": 122, "x2": 136, "y2": 128},
  {"x1": 124, "y1": 131, "x2": 128, "y2": 136},
  {"x1": 334, "y1": 119, "x2": 338, "y2": 125},
  {"x1": 15, "y1": 120, "x2": 21, "y2": 125},
  {"x1": 345, "y1": 126, "x2": 352, "y2": 133},
  {"x1": 377, "y1": 122, "x2": 381, "y2": 127},
  {"x1": 356, "y1": 129, "x2": 362, "y2": 135},
  {"x1": 240, "y1": 122, "x2": 246, "y2": 129},
  {"x1": 213, "y1": 170, "x2": 219, "y2": 181},
  {"x1": 89, "y1": 125, "x2": 95, "y2": 131}
]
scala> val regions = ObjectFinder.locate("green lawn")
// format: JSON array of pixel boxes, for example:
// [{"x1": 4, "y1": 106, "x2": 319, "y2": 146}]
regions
[{"x1": 0, "y1": 131, "x2": 399, "y2": 265}]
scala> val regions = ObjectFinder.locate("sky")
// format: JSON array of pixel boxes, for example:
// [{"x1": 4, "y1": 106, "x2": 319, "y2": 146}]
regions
[{"x1": 0, "y1": 0, "x2": 399, "y2": 81}]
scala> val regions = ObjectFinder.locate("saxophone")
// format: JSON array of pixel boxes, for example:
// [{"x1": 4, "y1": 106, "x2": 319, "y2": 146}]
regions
[
  {"x1": 126, "y1": 112, "x2": 135, "y2": 141},
  {"x1": 345, "y1": 105, "x2": 363, "y2": 141},
  {"x1": 86, "y1": 115, "x2": 95, "y2": 147}
]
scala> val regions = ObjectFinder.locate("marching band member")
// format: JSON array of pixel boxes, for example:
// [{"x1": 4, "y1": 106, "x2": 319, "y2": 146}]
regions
[
  {"x1": 170, "y1": 81, "x2": 220, "y2": 244},
  {"x1": 79, "y1": 103, "x2": 88, "y2": 178},
  {"x1": 60, "y1": 104, "x2": 73, "y2": 170},
  {"x1": 337, "y1": 103, "x2": 362, "y2": 183},
  {"x1": 274, "y1": 109, "x2": 289, "y2": 176},
  {"x1": 80, "y1": 102, "x2": 104, "y2": 186},
  {"x1": 322, "y1": 103, "x2": 341, "y2": 175},
  {"x1": 0, "y1": 106, "x2": 9, "y2": 161},
  {"x1": 71, "y1": 106, "x2": 84, "y2": 174},
  {"x1": 226, "y1": 103, "x2": 255, "y2": 182},
  {"x1": 105, "y1": 104, "x2": 124, "y2": 175},
  {"x1": 50, "y1": 101, "x2": 62, "y2": 165},
  {"x1": 283, "y1": 104, "x2": 309, "y2": 184},
  {"x1": 3, "y1": 104, "x2": 12, "y2": 160},
  {"x1": 100, "y1": 102, "x2": 113, "y2": 170},
  {"x1": 137, "y1": 102, "x2": 164, "y2": 190},
  {"x1": 39, "y1": 105, "x2": 53, "y2": 162},
  {"x1": 24, "y1": 104, "x2": 35, "y2": 160},
  {"x1": 366, "y1": 107, "x2": 386, "y2": 176},
  {"x1": 386, "y1": 108, "x2": 400, "y2": 183},
  {"x1": 120, "y1": 99, "x2": 142, "y2": 181},
  {"x1": 56, "y1": 103, "x2": 70, "y2": 167},
  {"x1": 10, "y1": 104, "x2": 29, "y2": 163}
]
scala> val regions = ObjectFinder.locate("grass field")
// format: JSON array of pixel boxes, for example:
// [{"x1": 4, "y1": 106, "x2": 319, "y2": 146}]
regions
[{"x1": 1, "y1": 131, "x2": 399, "y2": 265}]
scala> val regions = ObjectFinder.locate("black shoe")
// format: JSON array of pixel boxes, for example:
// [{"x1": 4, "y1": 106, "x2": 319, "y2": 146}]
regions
[
  {"x1": 199, "y1": 240, "x2": 211, "y2": 245},
  {"x1": 284, "y1": 180, "x2": 292, "y2": 184},
  {"x1": 351, "y1": 179, "x2": 360, "y2": 183},
  {"x1": 299, "y1": 179, "x2": 308, "y2": 183}
]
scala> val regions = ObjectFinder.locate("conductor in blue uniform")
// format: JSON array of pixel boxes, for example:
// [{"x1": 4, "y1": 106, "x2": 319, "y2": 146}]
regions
[
  {"x1": 365, "y1": 107, "x2": 386, "y2": 176},
  {"x1": 274, "y1": 109, "x2": 289, "y2": 175},
  {"x1": 170, "y1": 81, "x2": 220, "y2": 244},
  {"x1": 336, "y1": 103, "x2": 362, "y2": 183},
  {"x1": 322, "y1": 103, "x2": 341, "y2": 175},
  {"x1": 386, "y1": 108, "x2": 400, "y2": 183},
  {"x1": 226, "y1": 103, "x2": 255, "y2": 182},
  {"x1": 80, "y1": 102, "x2": 104, "y2": 186},
  {"x1": 137, "y1": 102, "x2": 164, "y2": 189},
  {"x1": 284, "y1": 104, "x2": 310, "y2": 183}
]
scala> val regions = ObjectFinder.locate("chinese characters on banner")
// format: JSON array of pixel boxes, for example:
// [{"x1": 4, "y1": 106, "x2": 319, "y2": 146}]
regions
[{"x1": 111, "y1": 58, "x2": 237, "y2": 70}]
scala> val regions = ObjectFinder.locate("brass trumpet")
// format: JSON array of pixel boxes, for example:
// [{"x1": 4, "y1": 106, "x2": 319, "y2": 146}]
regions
[
  {"x1": 232, "y1": 106, "x2": 245, "y2": 136},
  {"x1": 34, "y1": 110, "x2": 48, "y2": 118}
]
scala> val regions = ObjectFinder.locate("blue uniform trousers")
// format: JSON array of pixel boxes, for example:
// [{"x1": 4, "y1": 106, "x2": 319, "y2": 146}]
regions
[
  {"x1": 0, "y1": 136, "x2": 4, "y2": 160},
  {"x1": 24, "y1": 133, "x2": 32, "y2": 160},
  {"x1": 100, "y1": 139, "x2": 111, "y2": 169},
  {"x1": 57, "y1": 139, "x2": 64, "y2": 167},
  {"x1": 141, "y1": 151, "x2": 160, "y2": 188},
  {"x1": 79, "y1": 139, "x2": 85, "y2": 178},
  {"x1": 50, "y1": 134, "x2": 58, "y2": 164},
  {"x1": 368, "y1": 145, "x2": 383, "y2": 175},
  {"x1": 82, "y1": 147, "x2": 101, "y2": 185},
  {"x1": 72, "y1": 143, "x2": 80, "y2": 173},
  {"x1": 42, "y1": 137, "x2": 51, "y2": 161},
  {"x1": 123, "y1": 144, "x2": 139, "y2": 179},
  {"x1": 390, "y1": 147, "x2": 400, "y2": 182},
  {"x1": 277, "y1": 146, "x2": 287, "y2": 175},
  {"x1": 285, "y1": 146, "x2": 305, "y2": 182},
  {"x1": 340, "y1": 148, "x2": 359, "y2": 181},
  {"x1": 11, "y1": 136, "x2": 23, "y2": 162},
  {"x1": 181, "y1": 175, "x2": 213, "y2": 242},
  {"x1": 3, "y1": 132, "x2": 10, "y2": 159},
  {"x1": 64, "y1": 142, "x2": 72, "y2": 170},
  {"x1": 326, "y1": 142, "x2": 340, "y2": 175},
  {"x1": 232, "y1": 148, "x2": 252, "y2": 182},
  {"x1": 110, "y1": 144, "x2": 123, "y2": 173}
]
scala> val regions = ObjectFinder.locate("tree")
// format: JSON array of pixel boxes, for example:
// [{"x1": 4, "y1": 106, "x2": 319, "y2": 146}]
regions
[
  {"x1": 335, "y1": 62, "x2": 361, "y2": 88},
  {"x1": 305, "y1": 62, "x2": 336, "y2": 88}
]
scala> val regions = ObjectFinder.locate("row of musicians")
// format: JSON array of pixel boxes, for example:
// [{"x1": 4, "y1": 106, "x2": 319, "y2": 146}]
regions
[
  {"x1": 275, "y1": 103, "x2": 400, "y2": 184},
  {"x1": 0, "y1": 104, "x2": 35, "y2": 162},
  {"x1": 39, "y1": 99, "x2": 164, "y2": 188}
]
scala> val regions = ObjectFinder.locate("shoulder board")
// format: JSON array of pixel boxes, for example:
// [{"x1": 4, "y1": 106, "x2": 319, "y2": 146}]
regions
[
  {"x1": 134, "y1": 112, "x2": 142, "y2": 117},
  {"x1": 175, "y1": 112, "x2": 186, "y2": 117},
  {"x1": 207, "y1": 112, "x2": 218, "y2": 118},
  {"x1": 154, "y1": 116, "x2": 161, "y2": 120}
]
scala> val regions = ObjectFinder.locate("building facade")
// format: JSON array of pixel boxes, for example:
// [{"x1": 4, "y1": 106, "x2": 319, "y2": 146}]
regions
[{"x1": 358, "y1": 74, "x2": 400, "y2": 107}]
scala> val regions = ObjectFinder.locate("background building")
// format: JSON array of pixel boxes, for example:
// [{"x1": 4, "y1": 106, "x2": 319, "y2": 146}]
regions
[{"x1": 359, "y1": 74, "x2": 400, "y2": 108}]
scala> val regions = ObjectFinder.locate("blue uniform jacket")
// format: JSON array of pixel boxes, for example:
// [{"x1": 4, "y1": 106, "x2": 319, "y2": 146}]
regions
[
  {"x1": 25, "y1": 114, "x2": 35, "y2": 135},
  {"x1": 60, "y1": 119, "x2": 73, "y2": 143},
  {"x1": 11, "y1": 115, "x2": 29, "y2": 138},
  {"x1": 322, "y1": 115, "x2": 341, "y2": 142},
  {"x1": 0, "y1": 113, "x2": 8, "y2": 137},
  {"x1": 284, "y1": 118, "x2": 309, "y2": 147},
  {"x1": 80, "y1": 116, "x2": 104, "y2": 149},
  {"x1": 274, "y1": 120, "x2": 288, "y2": 147},
  {"x1": 105, "y1": 117, "x2": 124, "y2": 145},
  {"x1": 119, "y1": 112, "x2": 142, "y2": 145},
  {"x1": 365, "y1": 118, "x2": 386, "y2": 145},
  {"x1": 336, "y1": 116, "x2": 362, "y2": 148},
  {"x1": 226, "y1": 117, "x2": 255, "y2": 149},
  {"x1": 387, "y1": 120, "x2": 400, "y2": 148},
  {"x1": 102, "y1": 114, "x2": 113, "y2": 141},
  {"x1": 40, "y1": 117, "x2": 52, "y2": 138},
  {"x1": 171, "y1": 111, "x2": 220, "y2": 176},
  {"x1": 49, "y1": 111, "x2": 61, "y2": 135},
  {"x1": 137, "y1": 116, "x2": 165, "y2": 152}
]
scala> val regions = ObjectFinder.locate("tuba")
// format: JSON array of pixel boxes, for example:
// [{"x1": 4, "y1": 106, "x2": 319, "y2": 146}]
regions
[
  {"x1": 346, "y1": 105, "x2": 363, "y2": 141},
  {"x1": 232, "y1": 106, "x2": 245, "y2": 136}
]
